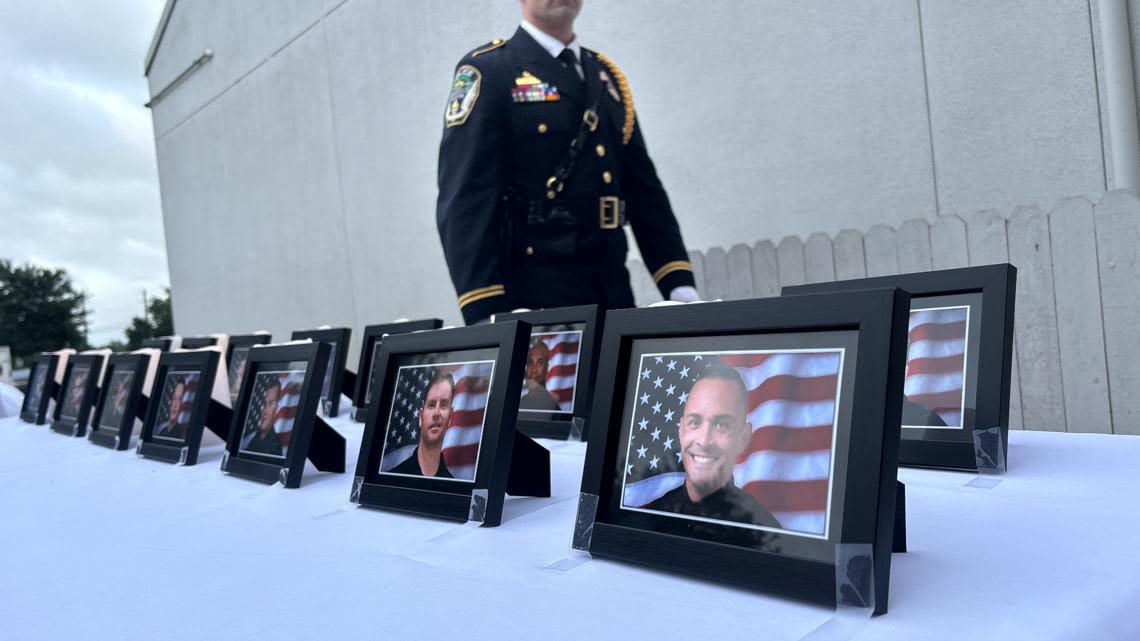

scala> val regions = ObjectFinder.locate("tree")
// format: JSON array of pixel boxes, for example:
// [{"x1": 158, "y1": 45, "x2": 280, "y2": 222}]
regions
[
  {"x1": 0, "y1": 259, "x2": 89, "y2": 363},
  {"x1": 124, "y1": 287, "x2": 174, "y2": 349}
]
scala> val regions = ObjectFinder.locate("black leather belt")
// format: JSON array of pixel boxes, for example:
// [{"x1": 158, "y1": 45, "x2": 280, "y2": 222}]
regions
[{"x1": 505, "y1": 193, "x2": 627, "y2": 230}]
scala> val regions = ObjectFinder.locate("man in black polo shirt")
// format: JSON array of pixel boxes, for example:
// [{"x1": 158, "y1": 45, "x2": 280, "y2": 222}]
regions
[
  {"x1": 390, "y1": 371, "x2": 455, "y2": 479},
  {"x1": 647, "y1": 364, "x2": 781, "y2": 529}
]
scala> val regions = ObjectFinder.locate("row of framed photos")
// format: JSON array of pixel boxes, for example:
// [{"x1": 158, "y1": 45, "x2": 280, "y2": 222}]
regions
[{"x1": 15, "y1": 264, "x2": 1016, "y2": 615}]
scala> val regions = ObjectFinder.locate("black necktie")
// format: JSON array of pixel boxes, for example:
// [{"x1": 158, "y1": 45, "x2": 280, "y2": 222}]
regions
[{"x1": 557, "y1": 48, "x2": 583, "y2": 82}]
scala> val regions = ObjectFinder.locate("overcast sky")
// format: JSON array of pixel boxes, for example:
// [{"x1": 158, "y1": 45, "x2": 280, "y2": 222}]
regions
[{"x1": 0, "y1": 0, "x2": 168, "y2": 346}]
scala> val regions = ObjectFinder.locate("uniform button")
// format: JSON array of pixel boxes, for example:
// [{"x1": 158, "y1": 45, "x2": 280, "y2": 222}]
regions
[
  {"x1": 492, "y1": 38, "x2": 503, "y2": 44},
  {"x1": 595, "y1": 144, "x2": 606, "y2": 157},
  {"x1": 537, "y1": 123, "x2": 548, "y2": 133},
  {"x1": 602, "y1": 171, "x2": 612, "y2": 184},
  {"x1": 526, "y1": 246, "x2": 535, "y2": 255}
]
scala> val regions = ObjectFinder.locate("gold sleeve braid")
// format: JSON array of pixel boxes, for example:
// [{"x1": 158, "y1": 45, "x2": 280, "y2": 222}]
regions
[{"x1": 593, "y1": 52, "x2": 635, "y2": 145}]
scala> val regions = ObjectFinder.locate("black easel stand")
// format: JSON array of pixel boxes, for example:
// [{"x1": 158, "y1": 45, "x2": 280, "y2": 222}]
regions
[
  {"x1": 340, "y1": 369, "x2": 357, "y2": 401},
  {"x1": 134, "y1": 394, "x2": 151, "y2": 422},
  {"x1": 308, "y1": 415, "x2": 346, "y2": 473},
  {"x1": 506, "y1": 432, "x2": 551, "y2": 498},
  {"x1": 205, "y1": 399, "x2": 233, "y2": 441},
  {"x1": 894, "y1": 480, "x2": 907, "y2": 553}
]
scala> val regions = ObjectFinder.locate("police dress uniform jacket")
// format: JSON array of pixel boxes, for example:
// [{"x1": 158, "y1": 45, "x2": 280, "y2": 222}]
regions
[{"x1": 437, "y1": 26, "x2": 696, "y2": 325}]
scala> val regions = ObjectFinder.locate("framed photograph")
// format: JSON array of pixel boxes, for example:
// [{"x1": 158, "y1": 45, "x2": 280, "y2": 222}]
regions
[
  {"x1": 352, "y1": 321, "x2": 549, "y2": 526},
  {"x1": 88, "y1": 353, "x2": 151, "y2": 450},
  {"x1": 51, "y1": 354, "x2": 105, "y2": 437},
  {"x1": 221, "y1": 341, "x2": 342, "y2": 488},
  {"x1": 353, "y1": 319, "x2": 443, "y2": 423},
  {"x1": 180, "y1": 336, "x2": 218, "y2": 350},
  {"x1": 290, "y1": 327, "x2": 351, "y2": 418},
  {"x1": 225, "y1": 334, "x2": 272, "y2": 405},
  {"x1": 141, "y1": 337, "x2": 174, "y2": 351},
  {"x1": 137, "y1": 350, "x2": 221, "y2": 465},
  {"x1": 574, "y1": 291, "x2": 910, "y2": 614},
  {"x1": 495, "y1": 305, "x2": 604, "y2": 440},
  {"x1": 19, "y1": 353, "x2": 61, "y2": 425},
  {"x1": 783, "y1": 264, "x2": 1016, "y2": 471}
]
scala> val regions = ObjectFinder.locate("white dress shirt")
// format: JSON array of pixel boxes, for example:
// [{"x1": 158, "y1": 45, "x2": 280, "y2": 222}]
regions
[{"x1": 520, "y1": 20, "x2": 583, "y2": 80}]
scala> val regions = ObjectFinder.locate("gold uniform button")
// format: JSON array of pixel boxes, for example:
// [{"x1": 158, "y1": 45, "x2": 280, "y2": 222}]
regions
[
  {"x1": 526, "y1": 246, "x2": 535, "y2": 255},
  {"x1": 492, "y1": 38, "x2": 503, "y2": 44},
  {"x1": 595, "y1": 144, "x2": 606, "y2": 157},
  {"x1": 602, "y1": 171, "x2": 612, "y2": 184},
  {"x1": 537, "y1": 123, "x2": 548, "y2": 133}
]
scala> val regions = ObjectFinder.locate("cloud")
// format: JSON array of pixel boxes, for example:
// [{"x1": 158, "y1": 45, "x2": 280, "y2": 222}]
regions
[{"x1": 0, "y1": 0, "x2": 169, "y2": 346}]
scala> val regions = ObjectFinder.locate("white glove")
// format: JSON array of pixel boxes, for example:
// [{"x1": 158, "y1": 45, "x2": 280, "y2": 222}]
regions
[{"x1": 668, "y1": 286, "x2": 701, "y2": 303}]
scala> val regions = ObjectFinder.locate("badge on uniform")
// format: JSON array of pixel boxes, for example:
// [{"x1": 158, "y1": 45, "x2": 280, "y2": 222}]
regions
[
  {"x1": 445, "y1": 65, "x2": 481, "y2": 127},
  {"x1": 600, "y1": 70, "x2": 621, "y2": 103},
  {"x1": 512, "y1": 70, "x2": 560, "y2": 103}
]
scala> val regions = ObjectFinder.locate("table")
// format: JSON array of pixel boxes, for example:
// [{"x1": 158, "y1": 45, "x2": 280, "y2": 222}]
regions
[{"x1": 1, "y1": 416, "x2": 1137, "y2": 640}]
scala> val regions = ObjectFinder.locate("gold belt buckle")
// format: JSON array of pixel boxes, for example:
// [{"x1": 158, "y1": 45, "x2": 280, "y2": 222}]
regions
[
  {"x1": 599, "y1": 196, "x2": 620, "y2": 229},
  {"x1": 583, "y1": 109, "x2": 599, "y2": 132}
]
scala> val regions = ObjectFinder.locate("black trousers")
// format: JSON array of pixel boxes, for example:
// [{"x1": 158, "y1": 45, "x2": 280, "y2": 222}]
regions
[{"x1": 504, "y1": 224, "x2": 635, "y2": 312}]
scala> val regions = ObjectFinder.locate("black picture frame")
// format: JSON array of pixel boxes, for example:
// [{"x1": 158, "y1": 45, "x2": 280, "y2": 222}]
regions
[
  {"x1": 352, "y1": 319, "x2": 443, "y2": 423},
  {"x1": 221, "y1": 341, "x2": 345, "y2": 488},
  {"x1": 180, "y1": 336, "x2": 218, "y2": 350},
  {"x1": 141, "y1": 337, "x2": 173, "y2": 351},
  {"x1": 493, "y1": 305, "x2": 604, "y2": 440},
  {"x1": 783, "y1": 264, "x2": 1016, "y2": 471},
  {"x1": 19, "y1": 353, "x2": 61, "y2": 425},
  {"x1": 136, "y1": 350, "x2": 224, "y2": 465},
  {"x1": 50, "y1": 353, "x2": 106, "y2": 437},
  {"x1": 574, "y1": 291, "x2": 911, "y2": 614},
  {"x1": 290, "y1": 327, "x2": 351, "y2": 418},
  {"x1": 352, "y1": 321, "x2": 551, "y2": 527},
  {"x1": 225, "y1": 334, "x2": 272, "y2": 404},
  {"x1": 88, "y1": 353, "x2": 151, "y2": 450}
]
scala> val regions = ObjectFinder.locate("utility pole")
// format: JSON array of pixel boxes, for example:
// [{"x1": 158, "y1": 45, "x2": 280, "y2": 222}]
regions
[
  {"x1": 142, "y1": 289, "x2": 149, "y2": 325},
  {"x1": 80, "y1": 295, "x2": 90, "y2": 346}
]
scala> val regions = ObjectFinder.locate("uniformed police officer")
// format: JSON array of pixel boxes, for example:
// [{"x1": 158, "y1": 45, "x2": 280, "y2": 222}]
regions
[{"x1": 436, "y1": 0, "x2": 699, "y2": 325}]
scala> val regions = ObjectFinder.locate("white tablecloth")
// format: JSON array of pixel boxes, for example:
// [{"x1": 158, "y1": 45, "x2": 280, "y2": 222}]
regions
[{"x1": 1, "y1": 416, "x2": 1137, "y2": 640}]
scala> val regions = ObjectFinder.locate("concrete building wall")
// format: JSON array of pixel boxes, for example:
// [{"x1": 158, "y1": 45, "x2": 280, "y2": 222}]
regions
[{"x1": 146, "y1": 0, "x2": 1137, "y2": 362}]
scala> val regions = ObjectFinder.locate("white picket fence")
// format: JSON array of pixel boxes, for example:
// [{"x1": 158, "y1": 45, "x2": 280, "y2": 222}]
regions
[{"x1": 629, "y1": 190, "x2": 1140, "y2": 435}]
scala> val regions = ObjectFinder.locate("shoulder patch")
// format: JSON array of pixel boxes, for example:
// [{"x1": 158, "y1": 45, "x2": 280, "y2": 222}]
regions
[
  {"x1": 470, "y1": 38, "x2": 506, "y2": 57},
  {"x1": 592, "y1": 51, "x2": 635, "y2": 145},
  {"x1": 445, "y1": 65, "x2": 481, "y2": 128}
]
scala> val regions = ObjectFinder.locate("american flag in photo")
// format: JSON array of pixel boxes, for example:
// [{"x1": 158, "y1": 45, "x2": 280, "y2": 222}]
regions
[
  {"x1": 622, "y1": 351, "x2": 842, "y2": 535},
  {"x1": 904, "y1": 307, "x2": 968, "y2": 427},
  {"x1": 528, "y1": 330, "x2": 581, "y2": 411},
  {"x1": 380, "y1": 361, "x2": 494, "y2": 481},
  {"x1": 245, "y1": 371, "x2": 306, "y2": 449}
]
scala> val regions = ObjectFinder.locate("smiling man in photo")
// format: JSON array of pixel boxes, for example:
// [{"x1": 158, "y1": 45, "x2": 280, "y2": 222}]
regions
[{"x1": 646, "y1": 364, "x2": 780, "y2": 528}]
